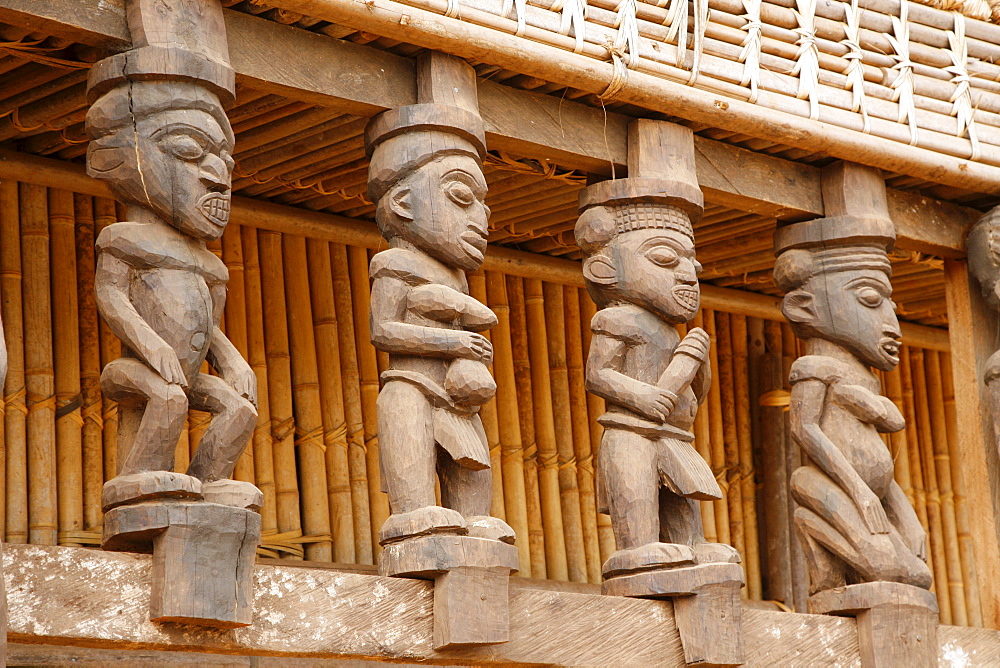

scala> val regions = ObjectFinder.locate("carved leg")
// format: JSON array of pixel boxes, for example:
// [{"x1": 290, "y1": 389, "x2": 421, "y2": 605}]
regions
[
  {"x1": 186, "y1": 373, "x2": 257, "y2": 483},
  {"x1": 794, "y1": 508, "x2": 848, "y2": 595},
  {"x1": 101, "y1": 357, "x2": 188, "y2": 476},
  {"x1": 600, "y1": 430, "x2": 659, "y2": 550},
  {"x1": 438, "y1": 453, "x2": 514, "y2": 543},
  {"x1": 659, "y1": 490, "x2": 702, "y2": 546}
]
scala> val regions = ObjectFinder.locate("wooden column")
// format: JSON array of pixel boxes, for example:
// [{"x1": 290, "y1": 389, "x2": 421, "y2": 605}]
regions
[{"x1": 943, "y1": 257, "x2": 1000, "y2": 629}]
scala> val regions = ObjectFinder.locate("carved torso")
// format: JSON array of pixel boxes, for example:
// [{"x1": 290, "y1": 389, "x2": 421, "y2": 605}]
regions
[
  {"x1": 790, "y1": 354, "x2": 901, "y2": 498},
  {"x1": 97, "y1": 221, "x2": 227, "y2": 382}
]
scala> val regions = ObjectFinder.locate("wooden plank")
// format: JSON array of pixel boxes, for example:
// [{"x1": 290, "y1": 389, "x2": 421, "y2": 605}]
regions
[
  {"x1": 0, "y1": 148, "x2": 949, "y2": 350},
  {"x1": 0, "y1": 0, "x2": 977, "y2": 258},
  {"x1": 6, "y1": 544, "x2": 998, "y2": 665},
  {"x1": 943, "y1": 259, "x2": 1000, "y2": 630}
]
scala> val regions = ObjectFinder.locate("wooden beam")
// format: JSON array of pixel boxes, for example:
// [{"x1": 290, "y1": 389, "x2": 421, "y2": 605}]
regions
[
  {"x1": 6, "y1": 543, "x2": 999, "y2": 664},
  {"x1": 943, "y1": 258, "x2": 1000, "y2": 630},
  {"x1": 0, "y1": 148, "x2": 950, "y2": 350},
  {"x1": 0, "y1": 0, "x2": 978, "y2": 257}
]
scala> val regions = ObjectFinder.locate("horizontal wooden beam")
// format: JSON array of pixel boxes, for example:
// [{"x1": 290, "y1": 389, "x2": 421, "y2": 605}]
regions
[
  {"x1": 0, "y1": 0, "x2": 978, "y2": 257},
  {"x1": 6, "y1": 544, "x2": 998, "y2": 664},
  {"x1": 0, "y1": 148, "x2": 950, "y2": 350}
]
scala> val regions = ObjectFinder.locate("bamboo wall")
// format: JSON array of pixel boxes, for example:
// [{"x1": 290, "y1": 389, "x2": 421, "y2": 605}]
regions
[{"x1": 0, "y1": 181, "x2": 983, "y2": 626}]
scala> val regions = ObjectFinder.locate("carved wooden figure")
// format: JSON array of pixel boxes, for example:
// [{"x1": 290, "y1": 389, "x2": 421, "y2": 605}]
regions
[
  {"x1": 86, "y1": 0, "x2": 261, "y2": 627},
  {"x1": 579, "y1": 119, "x2": 744, "y2": 667},
  {"x1": 774, "y1": 162, "x2": 937, "y2": 667},
  {"x1": 966, "y1": 207, "x2": 1000, "y2": 463},
  {"x1": 366, "y1": 51, "x2": 517, "y2": 649}
]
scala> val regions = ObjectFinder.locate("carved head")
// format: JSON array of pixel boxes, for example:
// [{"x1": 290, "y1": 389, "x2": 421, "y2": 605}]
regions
[
  {"x1": 774, "y1": 246, "x2": 900, "y2": 371},
  {"x1": 967, "y1": 207, "x2": 1000, "y2": 312},
  {"x1": 368, "y1": 130, "x2": 489, "y2": 272},
  {"x1": 576, "y1": 202, "x2": 700, "y2": 322},
  {"x1": 86, "y1": 81, "x2": 235, "y2": 241}
]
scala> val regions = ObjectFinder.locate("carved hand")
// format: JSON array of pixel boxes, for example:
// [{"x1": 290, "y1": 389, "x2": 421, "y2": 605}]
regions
[
  {"x1": 455, "y1": 331, "x2": 493, "y2": 365},
  {"x1": 146, "y1": 344, "x2": 188, "y2": 388},
  {"x1": 631, "y1": 386, "x2": 678, "y2": 422},
  {"x1": 909, "y1": 528, "x2": 928, "y2": 561},
  {"x1": 856, "y1": 488, "x2": 891, "y2": 535},
  {"x1": 675, "y1": 327, "x2": 710, "y2": 362},
  {"x1": 229, "y1": 361, "x2": 258, "y2": 408}
]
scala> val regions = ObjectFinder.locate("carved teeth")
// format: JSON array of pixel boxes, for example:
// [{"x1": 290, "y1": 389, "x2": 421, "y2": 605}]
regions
[
  {"x1": 672, "y1": 286, "x2": 699, "y2": 310},
  {"x1": 200, "y1": 194, "x2": 230, "y2": 226}
]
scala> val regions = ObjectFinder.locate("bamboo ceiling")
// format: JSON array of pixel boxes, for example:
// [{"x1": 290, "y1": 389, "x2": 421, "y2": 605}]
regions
[{"x1": 0, "y1": 15, "x2": 970, "y2": 326}]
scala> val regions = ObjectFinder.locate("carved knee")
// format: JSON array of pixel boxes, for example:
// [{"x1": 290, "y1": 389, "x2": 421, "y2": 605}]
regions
[{"x1": 153, "y1": 382, "x2": 189, "y2": 415}]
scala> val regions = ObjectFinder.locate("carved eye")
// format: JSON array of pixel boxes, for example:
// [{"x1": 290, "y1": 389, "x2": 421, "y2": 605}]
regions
[
  {"x1": 444, "y1": 181, "x2": 476, "y2": 206},
  {"x1": 645, "y1": 246, "x2": 679, "y2": 267},
  {"x1": 856, "y1": 286, "x2": 884, "y2": 308},
  {"x1": 160, "y1": 133, "x2": 206, "y2": 161}
]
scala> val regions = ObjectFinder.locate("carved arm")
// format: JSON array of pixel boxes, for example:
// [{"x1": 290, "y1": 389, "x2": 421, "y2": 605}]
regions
[
  {"x1": 370, "y1": 274, "x2": 491, "y2": 361},
  {"x1": 883, "y1": 479, "x2": 928, "y2": 560},
  {"x1": 586, "y1": 332, "x2": 676, "y2": 422},
  {"x1": 408, "y1": 283, "x2": 497, "y2": 332},
  {"x1": 789, "y1": 378, "x2": 891, "y2": 534}
]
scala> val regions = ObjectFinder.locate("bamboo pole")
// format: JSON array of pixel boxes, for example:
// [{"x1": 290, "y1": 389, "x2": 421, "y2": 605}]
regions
[
  {"x1": 94, "y1": 198, "x2": 119, "y2": 483},
  {"x1": 0, "y1": 180, "x2": 25, "y2": 544},
  {"x1": 939, "y1": 352, "x2": 983, "y2": 627},
  {"x1": 348, "y1": 245, "x2": 390, "y2": 544},
  {"x1": 48, "y1": 188, "x2": 83, "y2": 547},
  {"x1": 704, "y1": 310, "x2": 731, "y2": 547},
  {"x1": 716, "y1": 313, "x2": 746, "y2": 577},
  {"x1": 924, "y1": 349, "x2": 967, "y2": 627},
  {"x1": 330, "y1": 243, "x2": 373, "y2": 564},
  {"x1": 283, "y1": 234, "x2": 333, "y2": 562},
  {"x1": 485, "y1": 270, "x2": 531, "y2": 576},
  {"x1": 240, "y1": 227, "x2": 280, "y2": 545},
  {"x1": 507, "y1": 275, "x2": 547, "y2": 579},
  {"x1": 21, "y1": 183, "x2": 56, "y2": 546},
  {"x1": 541, "y1": 282, "x2": 586, "y2": 582},
  {"x1": 220, "y1": 225, "x2": 255, "y2": 485},
  {"x1": 579, "y1": 291, "x2": 615, "y2": 566},
  {"x1": 306, "y1": 238, "x2": 356, "y2": 564},
  {"x1": 73, "y1": 194, "x2": 103, "y2": 536},
  {"x1": 883, "y1": 365, "x2": 914, "y2": 503},
  {"x1": 731, "y1": 314, "x2": 761, "y2": 599},
  {"x1": 524, "y1": 278, "x2": 569, "y2": 581},
  {"x1": 759, "y1": 321, "x2": 791, "y2": 605},
  {"x1": 257, "y1": 229, "x2": 303, "y2": 559},
  {"x1": 689, "y1": 310, "x2": 718, "y2": 545},
  {"x1": 468, "y1": 271, "x2": 506, "y2": 522},
  {"x1": 563, "y1": 285, "x2": 601, "y2": 584}
]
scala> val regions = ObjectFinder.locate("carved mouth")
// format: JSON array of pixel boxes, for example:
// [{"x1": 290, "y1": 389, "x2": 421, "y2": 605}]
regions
[
  {"x1": 672, "y1": 285, "x2": 700, "y2": 312},
  {"x1": 880, "y1": 336, "x2": 901, "y2": 364},
  {"x1": 461, "y1": 227, "x2": 488, "y2": 256},
  {"x1": 199, "y1": 193, "x2": 230, "y2": 227}
]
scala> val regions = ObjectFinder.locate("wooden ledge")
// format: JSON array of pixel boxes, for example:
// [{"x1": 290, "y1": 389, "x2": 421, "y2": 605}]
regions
[{"x1": 4, "y1": 544, "x2": 998, "y2": 665}]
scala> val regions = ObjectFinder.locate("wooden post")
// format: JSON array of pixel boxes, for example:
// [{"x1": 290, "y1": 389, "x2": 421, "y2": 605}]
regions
[{"x1": 942, "y1": 256, "x2": 1000, "y2": 629}]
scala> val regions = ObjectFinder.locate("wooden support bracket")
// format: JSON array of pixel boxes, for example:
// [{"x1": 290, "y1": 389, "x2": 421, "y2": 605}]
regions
[
  {"x1": 380, "y1": 535, "x2": 519, "y2": 649},
  {"x1": 104, "y1": 499, "x2": 261, "y2": 628},
  {"x1": 809, "y1": 582, "x2": 939, "y2": 668},
  {"x1": 603, "y1": 563, "x2": 746, "y2": 667}
]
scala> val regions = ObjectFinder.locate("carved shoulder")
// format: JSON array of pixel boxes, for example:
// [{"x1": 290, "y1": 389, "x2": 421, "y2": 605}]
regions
[
  {"x1": 370, "y1": 247, "x2": 445, "y2": 286},
  {"x1": 788, "y1": 355, "x2": 849, "y2": 386},
  {"x1": 591, "y1": 304, "x2": 657, "y2": 345},
  {"x1": 96, "y1": 222, "x2": 174, "y2": 268}
]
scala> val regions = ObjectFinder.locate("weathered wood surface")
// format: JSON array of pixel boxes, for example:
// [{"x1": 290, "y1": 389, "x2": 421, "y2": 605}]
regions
[
  {"x1": 6, "y1": 544, "x2": 998, "y2": 665},
  {"x1": 0, "y1": 0, "x2": 978, "y2": 258},
  {"x1": 0, "y1": 147, "x2": 952, "y2": 352}
]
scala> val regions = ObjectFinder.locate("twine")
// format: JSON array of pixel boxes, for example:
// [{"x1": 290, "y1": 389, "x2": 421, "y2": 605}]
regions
[
  {"x1": 660, "y1": 0, "x2": 688, "y2": 68},
  {"x1": 600, "y1": 38, "x2": 631, "y2": 100},
  {"x1": 945, "y1": 12, "x2": 981, "y2": 162},
  {"x1": 82, "y1": 400, "x2": 103, "y2": 429},
  {"x1": 234, "y1": 165, "x2": 371, "y2": 204},
  {"x1": 26, "y1": 392, "x2": 56, "y2": 414},
  {"x1": 738, "y1": 0, "x2": 762, "y2": 103},
  {"x1": 502, "y1": 0, "x2": 526, "y2": 35},
  {"x1": 349, "y1": 427, "x2": 367, "y2": 454},
  {"x1": 792, "y1": 0, "x2": 821, "y2": 121},
  {"x1": 260, "y1": 529, "x2": 334, "y2": 559},
  {"x1": 271, "y1": 416, "x2": 295, "y2": 443},
  {"x1": 538, "y1": 450, "x2": 559, "y2": 470},
  {"x1": 56, "y1": 394, "x2": 85, "y2": 427},
  {"x1": 888, "y1": 0, "x2": 920, "y2": 146},
  {"x1": 324, "y1": 422, "x2": 349, "y2": 450},
  {"x1": 295, "y1": 424, "x2": 326, "y2": 452},
  {"x1": 4, "y1": 387, "x2": 27, "y2": 416},
  {"x1": 842, "y1": 0, "x2": 871, "y2": 133},
  {"x1": 445, "y1": 0, "x2": 462, "y2": 19},
  {"x1": 58, "y1": 530, "x2": 102, "y2": 546},
  {"x1": 555, "y1": 0, "x2": 587, "y2": 53},
  {"x1": 758, "y1": 389, "x2": 791, "y2": 409},
  {"x1": 688, "y1": 0, "x2": 710, "y2": 86},
  {"x1": 0, "y1": 39, "x2": 91, "y2": 70},
  {"x1": 484, "y1": 152, "x2": 586, "y2": 184}
]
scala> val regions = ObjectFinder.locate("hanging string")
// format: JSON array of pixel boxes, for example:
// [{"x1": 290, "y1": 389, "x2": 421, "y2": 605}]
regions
[
  {"x1": 841, "y1": 0, "x2": 870, "y2": 133},
  {"x1": 792, "y1": 0, "x2": 820, "y2": 120},
  {"x1": 612, "y1": 0, "x2": 642, "y2": 69},
  {"x1": 945, "y1": 12, "x2": 980, "y2": 162},
  {"x1": 688, "y1": 0, "x2": 710, "y2": 85},
  {"x1": 550, "y1": 0, "x2": 588, "y2": 53},
  {"x1": 887, "y1": 0, "x2": 919, "y2": 146},
  {"x1": 738, "y1": 0, "x2": 762, "y2": 103},
  {"x1": 659, "y1": 0, "x2": 689, "y2": 68}
]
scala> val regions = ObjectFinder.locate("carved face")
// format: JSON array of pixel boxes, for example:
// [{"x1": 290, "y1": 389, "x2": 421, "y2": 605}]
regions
[
  {"x1": 585, "y1": 226, "x2": 701, "y2": 323},
  {"x1": 792, "y1": 267, "x2": 901, "y2": 371},
  {"x1": 384, "y1": 155, "x2": 490, "y2": 272},
  {"x1": 89, "y1": 101, "x2": 234, "y2": 241}
]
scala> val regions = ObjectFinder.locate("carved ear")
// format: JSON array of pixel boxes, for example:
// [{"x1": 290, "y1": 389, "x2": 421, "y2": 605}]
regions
[
  {"x1": 583, "y1": 254, "x2": 618, "y2": 286},
  {"x1": 388, "y1": 186, "x2": 413, "y2": 221},
  {"x1": 86, "y1": 144, "x2": 126, "y2": 178},
  {"x1": 781, "y1": 290, "x2": 815, "y2": 324}
]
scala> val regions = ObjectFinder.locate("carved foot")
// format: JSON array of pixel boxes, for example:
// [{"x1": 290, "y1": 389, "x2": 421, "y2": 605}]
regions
[
  {"x1": 379, "y1": 534, "x2": 518, "y2": 649},
  {"x1": 603, "y1": 562, "x2": 745, "y2": 667},
  {"x1": 808, "y1": 582, "x2": 938, "y2": 668},
  {"x1": 466, "y1": 515, "x2": 515, "y2": 544},
  {"x1": 202, "y1": 479, "x2": 264, "y2": 511},
  {"x1": 101, "y1": 471, "x2": 202, "y2": 512},
  {"x1": 602, "y1": 542, "x2": 695, "y2": 579},
  {"x1": 378, "y1": 506, "x2": 467, "y2": 546},
  {"x1": 693, "y1": 541, "x2": 741, "y2": 565},
  {"x1": 103, "y1": 499, "x2": 261, "y2": 628}
]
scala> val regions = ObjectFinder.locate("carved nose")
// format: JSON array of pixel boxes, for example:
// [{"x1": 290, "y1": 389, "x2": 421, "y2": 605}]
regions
[
  {"x1": 677, "y1": 259, "x2": 698, "y2": 283},
  {"x1": 200, "y1": 154, "x2": 230, "y2": 191}
]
